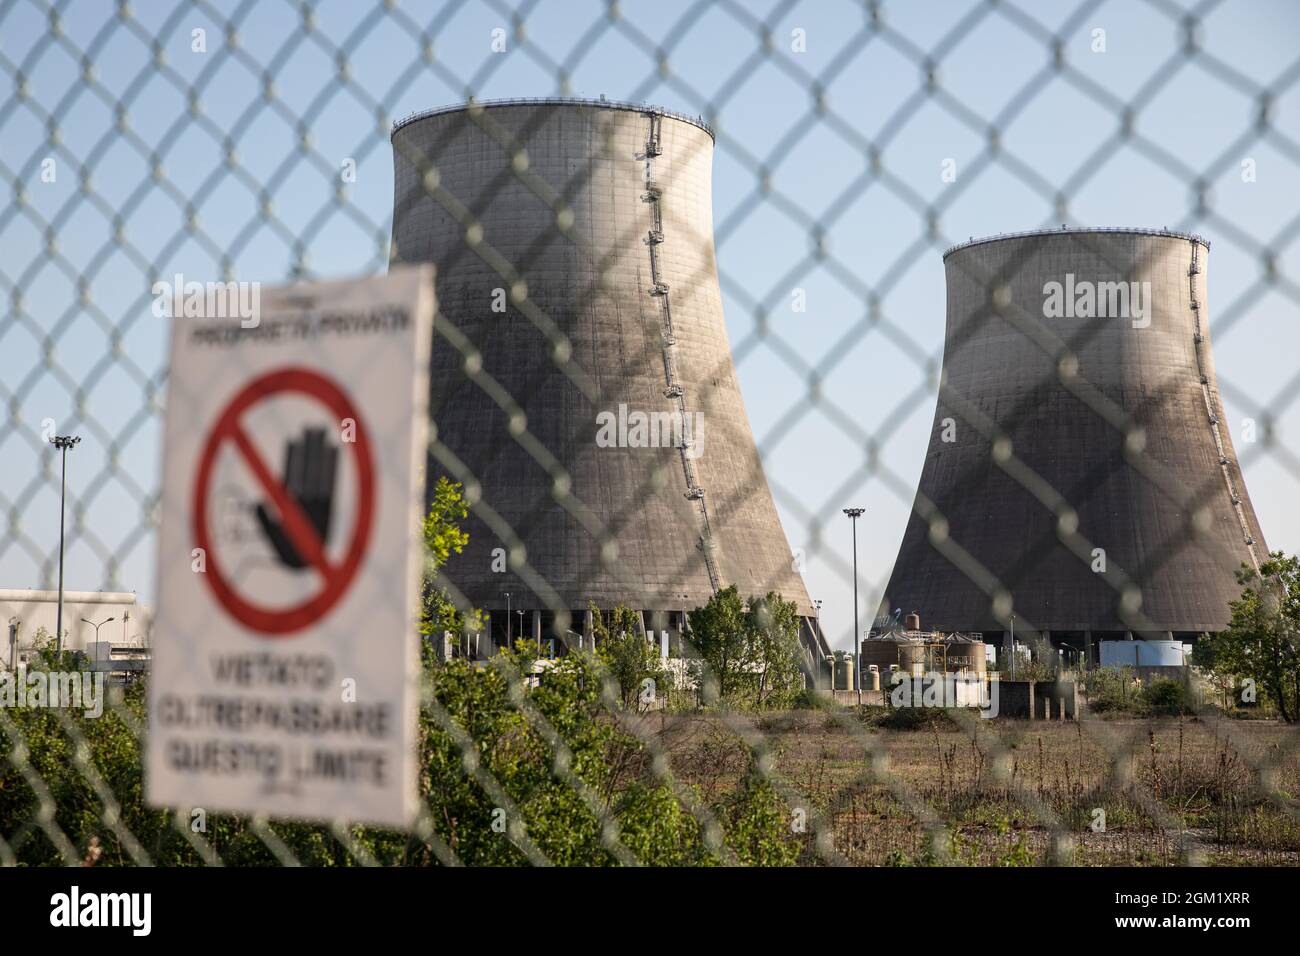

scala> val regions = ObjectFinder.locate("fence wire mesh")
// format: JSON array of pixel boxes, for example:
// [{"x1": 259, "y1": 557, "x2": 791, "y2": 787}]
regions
[{"x1": 2, "y1": 0, "x2": 1299, "y2": 867}]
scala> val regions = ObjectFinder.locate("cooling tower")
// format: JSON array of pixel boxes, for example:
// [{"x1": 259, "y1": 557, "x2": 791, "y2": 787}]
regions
[
  {"x1": 883, "y1": 228, "x2": 1266, "y2": 650},
  {"x1": 390, "y1": 98, "x2": 825, "y2": 660}
]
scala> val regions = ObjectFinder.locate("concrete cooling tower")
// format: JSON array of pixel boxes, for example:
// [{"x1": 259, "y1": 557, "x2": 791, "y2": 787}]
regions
[
  {"x1": 390, "y1": 98, "x2": 826, "y2": 663},
  {"x1": 883, "y1": 228, "x2": 1266, "y2": 657}
]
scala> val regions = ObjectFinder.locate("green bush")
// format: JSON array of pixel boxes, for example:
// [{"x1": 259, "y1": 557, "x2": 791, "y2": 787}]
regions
[
  {"x1": 1083, "y1": 668, "x2": 1193, "y2": 717},
  {"x1": 1083, "y1": 666, "x2": 1143, "y2": 714},
  {"x1": 855, "y1": 705, "x2": 958, "y2": 731},
  {"x1": 1141, "y1": 678, "x2": 1192, "y2": 716},
  {"x1": 0, "y1": 646, "x2": 798, "y2": 866},
  {"x1": 723, "y1": 761, "x2": 801, "y2": 866}
]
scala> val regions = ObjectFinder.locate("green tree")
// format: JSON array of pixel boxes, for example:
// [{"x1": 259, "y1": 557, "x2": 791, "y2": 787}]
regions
[
  {"x1": 590, "y1": 603, "x2": 665, "y2": 710},
  {"x1": 746, "y1": 591, "x2": 804, "y2": 708},
  {"x1": 687, "y1": 586, "x2": 805, "y2": 708},
  {"x1": 419, "y1": 476, "x2": 482, "y2": 643},
  {"x1": 1198, "y1": 552, "x2": 1300, "y2": 722},
  {"x1": 1190, "y1": 633, "x2": 1237, "y2": 710},
  {"x1": 688, "y1": 585, "x2": 752, "y2": 703}
]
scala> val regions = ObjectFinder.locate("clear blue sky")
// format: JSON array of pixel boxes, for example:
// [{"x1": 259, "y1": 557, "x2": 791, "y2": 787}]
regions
[{"x1": 2, "y1": 0, "x2": 1298, "y2": 651}]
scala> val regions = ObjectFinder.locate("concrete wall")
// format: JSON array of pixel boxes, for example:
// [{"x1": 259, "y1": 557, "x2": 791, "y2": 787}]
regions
[
  {"x1": 1, "y1": 589, "x2": 150, "y2": 665},
  {"x1": 883, "y1": 229, "x2": 1265, "y2": 637},
  {"x1": 390, "y1": 100, "x2": 816, "y2": 635},
  {"x1": 827, "y1": 688, "x2": 884, "y2": 707},
  {"x1": 994, "y1": 680, "x2": 1079, "y2": 719},
  {"x1": 1036, "y1": 680, "x2": 1079, "y2": 719},
  {"x1": 997, "y1": 679, "x2": 1035, "y2": 718}
]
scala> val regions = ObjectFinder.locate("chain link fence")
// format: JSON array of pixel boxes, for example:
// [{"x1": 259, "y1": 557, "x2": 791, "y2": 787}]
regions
[{"x1": 2, "y1": 0, "x2": 1299, "y2": 866}]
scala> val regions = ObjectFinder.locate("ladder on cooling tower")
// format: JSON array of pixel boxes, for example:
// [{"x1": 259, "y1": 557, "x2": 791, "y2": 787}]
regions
[
  {"x1": 1186, "y1": 239, "x2": 1259, "y2": 568},
  {"x1": 638, "y1": 110, "x2": 721, "y2": 594},
  {"x1": 645, "y1": 114, "x2": 662, "y2": 157}
]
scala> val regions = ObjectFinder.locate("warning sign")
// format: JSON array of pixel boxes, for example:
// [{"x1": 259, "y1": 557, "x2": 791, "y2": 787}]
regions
[
  {"x1": 192, "y1": 367, "x2": 376, "y2": 635},
  {"x1": 147, "y1": 267, "x2": 433, "y2": 828}
]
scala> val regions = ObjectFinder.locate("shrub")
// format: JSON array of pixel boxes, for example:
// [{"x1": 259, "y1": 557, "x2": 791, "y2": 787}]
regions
[
  {"x1": 0, "y1": 646, "x2": 799, "y2": 866},
  {"x1": 723, "y1": 760, "x2": 801, "y2": 866},
  {"x1": 1141, "y1": 678, "x2": 1192, "y2": 716},
  {"x1": 856, "y1": 705, "x2": 958, "y2": 731},
  {"x1": 1084, "y1": 666, "x2": 1142, "y2": 714}
]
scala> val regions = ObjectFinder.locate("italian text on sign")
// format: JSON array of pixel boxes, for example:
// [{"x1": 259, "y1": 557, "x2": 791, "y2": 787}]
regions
[{"x1": 147, "y1": 267, "x2": 433, "y2": 828}]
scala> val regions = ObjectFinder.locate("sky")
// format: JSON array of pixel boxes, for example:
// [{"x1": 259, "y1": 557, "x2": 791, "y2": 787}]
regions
[{"x1": 2, "y1": 0, "x2": 1299, "y2": 652}]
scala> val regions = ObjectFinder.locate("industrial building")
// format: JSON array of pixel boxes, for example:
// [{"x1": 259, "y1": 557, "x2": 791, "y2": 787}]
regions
[
  {"x1": 389, "y1": 98, "x2": 828, "y2": 672},
  {"x1": 882, "y1": 228, "x2": 1267, "y2": 666},
  {"x1": 1, "y1": 588, "x2": 150, "y2": 667},
  {"x1": 860, "y1": 613, "x2": 989, "y2": 678}
]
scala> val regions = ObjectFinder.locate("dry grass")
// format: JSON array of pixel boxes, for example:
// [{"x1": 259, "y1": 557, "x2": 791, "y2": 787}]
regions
[{"x1": 652, "y1": 709, "x2": 1300, "y2": 866}]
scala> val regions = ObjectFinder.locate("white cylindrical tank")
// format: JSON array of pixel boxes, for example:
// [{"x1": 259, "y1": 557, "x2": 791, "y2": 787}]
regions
[
  {"x1": 834, "y1": 654, "x2": 856, "y2": 690},
  {"x1": 1100, "y1": 640, "x2": 1185, "y2": 667}
]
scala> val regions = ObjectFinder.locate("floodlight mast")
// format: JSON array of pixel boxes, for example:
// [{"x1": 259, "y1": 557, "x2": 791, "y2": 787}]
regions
[{"x1": 50, "y1": 434, "x2": 82, "y2": 658}]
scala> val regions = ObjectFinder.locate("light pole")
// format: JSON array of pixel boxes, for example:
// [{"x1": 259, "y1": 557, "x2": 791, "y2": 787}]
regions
[
  {"x1": 812, "y1": 600, "x2": 824, "y2": 691},
  {"x1": 504, "y1": 592, "x2": 512, "y2": 649},
  {"x1": 843, "y1": 507, "x2": 865, "y2": 704},
  {"x1": 1009, "y1": 612, "x2": 1016, "y2": 679},
  {"x1": 51, "y1": 434, "x2": 81, "y2": 658},
  {"x1": 81, "y1": 616, "x2": 115, "y2": 662}
]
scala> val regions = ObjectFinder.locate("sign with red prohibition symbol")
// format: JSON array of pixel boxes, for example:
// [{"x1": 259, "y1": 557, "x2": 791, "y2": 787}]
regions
[
  {"x1": 193, "y1": 367, "x2": 375, "y2": 635},
  {"x1": 149, "y1": 267, "x2": 433, "y2": 829}
]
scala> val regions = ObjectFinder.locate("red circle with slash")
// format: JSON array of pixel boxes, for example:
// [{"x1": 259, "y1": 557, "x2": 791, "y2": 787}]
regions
[{"x1": 193, "y1": 367, "x2": 375, "y2": 636}]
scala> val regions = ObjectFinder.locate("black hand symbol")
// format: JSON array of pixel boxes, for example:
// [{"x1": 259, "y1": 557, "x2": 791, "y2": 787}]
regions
[{"x1": 255, "y1": 427, "x2": 338, "y2": 570}]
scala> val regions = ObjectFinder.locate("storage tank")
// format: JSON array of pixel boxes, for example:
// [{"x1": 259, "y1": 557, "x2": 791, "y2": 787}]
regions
[
  {"x1": 1100, "y1": 640, "x2": 1186, "y2": 667},
  {"x1": 859, "y1": 636, "x2": 903, "y2": 672},
  {"x1": 834, "y1": 654, "x2": 857, "y2": 691},
  {"x1": 944, "y1": 640, "x2": 987, "y2": 675},
  {"x1": 390, "y1": 99, "x2": 826, "y2": 661},
  {"x1": 898, "y1": 642, "x2": 927, "y2": 676},
  {"x1": 883, "y1": 228, "x2": 1266, "y2": 639}
]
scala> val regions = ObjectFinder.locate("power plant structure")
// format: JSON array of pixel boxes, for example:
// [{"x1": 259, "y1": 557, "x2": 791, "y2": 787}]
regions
[
  {"x1": 861, "y1": 613, "x2": 988, "y2": 678},
  {"x1": 882, "y1": 227, "x2": 1267, "y2": 666},
  {"x1": 390, "y1": 98, "x2": 828, "y2": 671}
]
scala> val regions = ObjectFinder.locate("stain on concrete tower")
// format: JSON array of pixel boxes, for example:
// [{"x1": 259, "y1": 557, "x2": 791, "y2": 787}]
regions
[
  {"x1": 883, "y1": 228, "x2": 1266, "y2": 654},
  {"x1": 390, "y1": 98, "x2": 826, "y2": 662}
]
